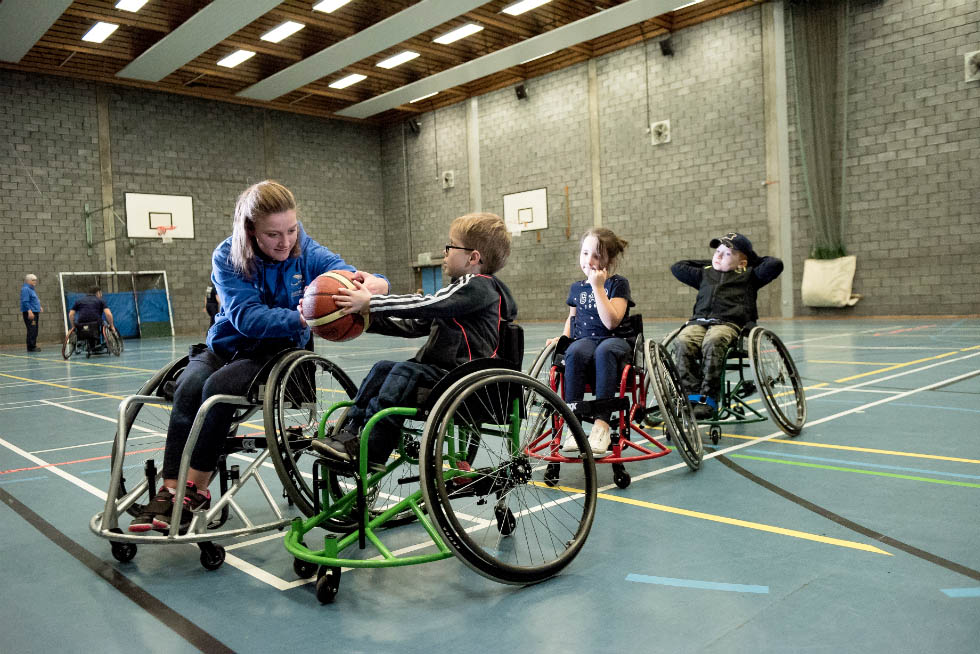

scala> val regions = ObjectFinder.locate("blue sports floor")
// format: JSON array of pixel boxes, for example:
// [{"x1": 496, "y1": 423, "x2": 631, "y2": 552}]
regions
[{"x1": 1, "y1": 318, "x2": 978, "y2": 653}]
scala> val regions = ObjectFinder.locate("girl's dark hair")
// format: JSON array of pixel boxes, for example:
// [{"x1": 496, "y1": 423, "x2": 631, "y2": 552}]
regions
[{"x1": 582, "y1": 227, "x2": 629, "y2": 272}]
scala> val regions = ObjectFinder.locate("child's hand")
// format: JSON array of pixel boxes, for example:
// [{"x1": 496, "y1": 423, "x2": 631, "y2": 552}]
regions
[
  {"x1": 546, "y1": 337, "x2": 559, "y2": 346},
  {"x1": 333, "y1": 279, "x2": 372, "y2": 315},
  {"x1": 587, "y1": 266, "x2": 608, "y2": 288},
  {"x1": 296, "y1": 298, "x2": 308, "y2": 327}
]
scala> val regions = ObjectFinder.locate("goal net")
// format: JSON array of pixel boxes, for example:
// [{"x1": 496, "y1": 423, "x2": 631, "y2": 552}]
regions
[{"x1": 59, "y1": 271, "x2": 174, "y2": 338}]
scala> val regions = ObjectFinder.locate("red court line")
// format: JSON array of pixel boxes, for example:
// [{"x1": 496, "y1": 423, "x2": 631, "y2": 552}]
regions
[
  {"x1": 873, "y1": 325, "x2": 936, "y2": 336},
  {"x1": 0, "y1": 446, "x2": 164, "y2": 476}
]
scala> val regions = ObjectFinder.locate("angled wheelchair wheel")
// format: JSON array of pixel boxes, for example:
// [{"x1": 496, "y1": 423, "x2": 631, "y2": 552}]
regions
[
  {"x1": 62, "y1": 329, "x2": 77, "y2": 360},
  {"x1": 110, "y1": 356, "x2": 189, "y2": 517},
  {"x1": 748, "y1": 327, "x2": 806, "y2": 436},
  {"x1": 526, "y1": 340, "x2": 558, "y2": 387},
  {"x1": 420, "y1": 369, "x2": 596, "y2": 585},
  {"x1": 104, "y1": 325, "x2": 123, "y2": 356},
  {"x1": 264, "y1": 351, "x2": 357, "y2": 517},
  {"x1": 645, "y1": 341, "x2": 703, "y2": 470}
]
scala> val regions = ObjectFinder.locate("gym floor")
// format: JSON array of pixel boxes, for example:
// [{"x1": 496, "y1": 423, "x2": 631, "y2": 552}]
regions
[{"x1": 1, "y1": 318, "x2": 977, "y2": 653}]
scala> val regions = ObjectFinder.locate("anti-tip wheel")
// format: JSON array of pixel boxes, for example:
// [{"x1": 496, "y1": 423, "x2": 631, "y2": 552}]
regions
[
  {"x1": 199, "y1": 543, "x2": 225, "y2": 571},
  {"x1": 315, "y1": 567, "x2": 341, "y2": 604}
]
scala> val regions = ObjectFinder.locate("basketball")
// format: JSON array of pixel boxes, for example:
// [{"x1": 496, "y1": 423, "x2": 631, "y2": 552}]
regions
[{"x1": 302, "y1": 270, "x2": 369, "y2": 342}]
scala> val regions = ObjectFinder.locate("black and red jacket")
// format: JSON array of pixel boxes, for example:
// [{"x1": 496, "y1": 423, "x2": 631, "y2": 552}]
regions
[
  {"x1": 671, "y1": 257, "x2": 783, "y2": 328},
  {"x1": 366, "y1": 274, "x2": 518, "y2": 372}
]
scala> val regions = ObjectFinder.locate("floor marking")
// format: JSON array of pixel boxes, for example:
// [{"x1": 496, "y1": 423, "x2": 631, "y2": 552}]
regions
[
  {"x1": 716, "y1": 455, "x2": 980, "y2": 582},
  {"x1": 941, "y1": 587, "x2": 980, "y2": 598},
  {"x1": 729, "y1": 454, "x2": 980, "y2": 488},
  {"x1": 0, "y1": 351, "x2": 155, "y2": 373},
  {"x1": 833, "y1": 350, "x2": 962, "y2": 383},
  {"x1": 741, "y1": 449, "x2": 980, "y2": 477},
  {"x1": 873, "y1": 325, "x2": 936, "y2": 336},
  {"x1": 807, "y1": 360, "x2": 902, "y2": 366},
  {"x1": 625, "y1": 573, "x2": 768, "y2": 594},
  {"x1": 0, "y1": 372, "x2": 126, "y2": 400},
  {"x1": 720, "y1": 433, "x2": 980, "y2": 465},
  {"x1": 593, "y1": 490, "x2": 890, "y2": 554}
]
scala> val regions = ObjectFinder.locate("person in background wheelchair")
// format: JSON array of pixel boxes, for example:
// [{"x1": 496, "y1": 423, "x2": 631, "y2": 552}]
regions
[
  {"x1": 69, "y1": 287, "x2": 116, "y2": 355},
  {"x1": 670, "y1": 232, "x2": 783, "y2": 420},
  {"x1": 127, "y1": 180, "x2": 389, "y2": 533},
  {"x1": 312, "y1": 212, "x2": 516, "y2": 471},
  {"x1": 549, "y1": 227, "x2": 635, "y2": 456}
]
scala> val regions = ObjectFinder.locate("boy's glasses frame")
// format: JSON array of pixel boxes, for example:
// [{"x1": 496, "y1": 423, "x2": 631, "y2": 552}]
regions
[{"x1": 444, "y1": 244, "x2": 475, "y2": 255}]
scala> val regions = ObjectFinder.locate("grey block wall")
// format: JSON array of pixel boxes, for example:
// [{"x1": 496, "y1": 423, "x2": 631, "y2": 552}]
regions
[{"x1": 1, "y1": 73, "x2": 384, "y2": 346}]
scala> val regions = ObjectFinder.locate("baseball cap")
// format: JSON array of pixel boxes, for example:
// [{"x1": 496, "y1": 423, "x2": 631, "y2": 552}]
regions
[{"x1": 709, "y1": 232, "x2": 757, "y2": 260}]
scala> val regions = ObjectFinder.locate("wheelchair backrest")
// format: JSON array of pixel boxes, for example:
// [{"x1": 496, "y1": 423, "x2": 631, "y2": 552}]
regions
[
  {"x1": 496, "y1": 321, "x2": 524, "y2": 370},
  {"x1": 77, "y1": 321, "x2": 101, "y2": 338}
]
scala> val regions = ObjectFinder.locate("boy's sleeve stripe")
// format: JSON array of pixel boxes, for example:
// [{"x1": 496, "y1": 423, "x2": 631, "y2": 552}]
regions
[{"x1": 371, "y1": 274, "x2": 473, "y2": 312}]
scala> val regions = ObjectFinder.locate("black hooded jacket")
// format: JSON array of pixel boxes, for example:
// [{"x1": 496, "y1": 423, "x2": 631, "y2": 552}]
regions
[{"x1": 671, "y1": 257, "x2": 783, "y2": 327}]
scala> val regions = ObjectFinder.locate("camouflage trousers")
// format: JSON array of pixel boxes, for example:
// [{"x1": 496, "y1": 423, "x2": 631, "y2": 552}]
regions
[{"x1": 670, "y1": 323, "x2": 740, "y2": 401}]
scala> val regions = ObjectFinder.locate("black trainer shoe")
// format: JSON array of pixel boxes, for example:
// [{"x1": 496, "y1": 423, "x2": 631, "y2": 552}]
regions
[
  {"x1": 128, "y1": 486, "x2": 174, "y2": 532},
  {"x1": 151, "y1": 481, "x2": 210, "y2": 533},
  {"x1": 310, "y1": 428, "x2": 360, "y2": 462},
  {"x1": 692, "y1": 402, "x2": 714, "y2": 420}
]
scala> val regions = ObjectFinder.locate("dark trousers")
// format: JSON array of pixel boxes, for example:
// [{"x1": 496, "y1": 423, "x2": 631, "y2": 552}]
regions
[
  {"x1": 562, "y1": 337, "x2": 632, "y2": 423},
  {"x1": 345, "y1": 360, "x2": 445, "y2": 463},
  {"x1": 22, "y1": 312, "x2": 38, "y2": 350},
  {"x1": 161, "y1": 347, "x2": 273, "y2": 479}
]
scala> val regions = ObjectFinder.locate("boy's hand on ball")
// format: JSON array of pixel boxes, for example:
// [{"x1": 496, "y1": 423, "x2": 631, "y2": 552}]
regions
[{"x1": 333, "y1": 279, "x2": 371, "y2": 315}]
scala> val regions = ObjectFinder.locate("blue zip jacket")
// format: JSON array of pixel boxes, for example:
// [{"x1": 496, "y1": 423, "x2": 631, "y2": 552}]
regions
[
  {"x1": 20, "y1": 283, "x2": 41, "y2": 313},
  {"x1": 207, "y1": 224, "x2": 371, "y2": 360}
]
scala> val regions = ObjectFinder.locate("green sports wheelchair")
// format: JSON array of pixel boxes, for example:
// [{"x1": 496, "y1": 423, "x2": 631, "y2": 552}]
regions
[
  {"x1": 278, "y1": 323, "x2": 600, "y2": 603},
  {"x1": 657, "y1": 324, "x2": 807, "y2": 444}
]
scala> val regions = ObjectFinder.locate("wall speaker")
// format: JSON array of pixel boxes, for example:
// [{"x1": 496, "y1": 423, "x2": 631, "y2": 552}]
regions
[
  {"x1": 406, "y1": 118, "x2": 421, "y2": 135},
  {"x1": 659, "y1": 38, "x2": 674, "y2": 57},
  {"x1": 515, "y1": 83, "x2": 528, "y2": 100}
]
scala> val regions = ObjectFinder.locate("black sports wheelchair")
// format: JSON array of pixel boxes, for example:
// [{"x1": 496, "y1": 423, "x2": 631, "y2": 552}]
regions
[
  {"x1": 655, "y1": 323, "x2": 807, "y2": 444},
  {"x1": 525, "y1": 315, "x2": 703, "y2": 489},
  {"x1": 63, "y1": 320, "x2": 123, "y2": 359}
]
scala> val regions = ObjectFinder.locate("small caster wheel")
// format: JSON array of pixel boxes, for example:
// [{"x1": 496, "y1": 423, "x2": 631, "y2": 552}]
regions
[
  {"x1": 293, "y1": 557, "x2": 318, "y2": 578},
  {"x1": 612, "y1": 463, "x2": 631, "y2": 489},
  {"x1": 710, "y1": 426, "x2": 721, "y2": 445},
  {"x1": 494, "y1": 505, "x2": 516, "y2": 535},
  {"x1": 111, "y1": 541, "x2": 137, "y2": 563},
  {"x1": 543, "y1": 463, "x2": 560, "y2": 487},
  {"x1": 199, "y1": 542, "x2": 225, "y2": 571},
  {"x1": 315, "y1": 566, "x2": 341, "y2": 604}
]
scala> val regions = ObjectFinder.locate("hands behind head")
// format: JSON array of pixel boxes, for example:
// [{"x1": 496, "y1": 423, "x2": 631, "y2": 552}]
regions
[{"x1": 587, "y1": 266, "x2": 608, "y2": 288}]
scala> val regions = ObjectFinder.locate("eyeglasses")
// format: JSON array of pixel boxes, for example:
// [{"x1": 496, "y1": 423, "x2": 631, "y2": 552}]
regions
[{"x1": 444, "y1": 244, "x2": 475, "y2": 255}]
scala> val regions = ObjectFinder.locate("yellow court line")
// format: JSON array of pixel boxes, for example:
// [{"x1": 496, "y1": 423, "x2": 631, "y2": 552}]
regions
[
  {"x1": 807, "y1": 360, "x2": 902, "y2": 366},
  {"x1": 0, "y1": 352, "x2": 155, "y2": 373},
  {"x1": 834, "y1": 350, "x2": 960, "y2": 383},
  {"x1": 720, "y1": 433, "x2": 980, "y2": 465},
  {"x1": 539, "y1": 481, "x2": 890, "y2": 555},
  {"x1": 0, "y1": 372, "x2": 126, "y2": 401}
]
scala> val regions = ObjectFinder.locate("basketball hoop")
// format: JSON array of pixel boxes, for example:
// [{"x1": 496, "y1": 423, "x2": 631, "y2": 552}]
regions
[{"x1": 155, "y1": 225, "x2": 176, "y2": 244}]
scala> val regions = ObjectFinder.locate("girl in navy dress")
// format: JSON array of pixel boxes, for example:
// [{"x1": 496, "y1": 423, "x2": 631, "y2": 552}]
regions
[{"x1": 552, "y1": 228, "x2": 635, "y2": 455}]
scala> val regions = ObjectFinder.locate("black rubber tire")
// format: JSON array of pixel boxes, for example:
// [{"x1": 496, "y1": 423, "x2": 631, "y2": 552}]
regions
[
  {"x1": 110, "y1": 541, "x2": 137, "y2": 563},
  {"x1": 293, "y1": 557, "x2": 318, "y2": 578},
  {"x1": 62, "y1": 329, "x2": 77, "y2": 360},
  {"x1": 710, "y1": 425, "x2": 721, "y2": 445},
  {"x1": 645, "y1": 340, "x2": 703, "y2": 471},
  {"x1": 199, "y1": 543, "x2": 225, "y2": 571},
  {"x1": 264, "y1": 352, "x2": 357, "y2": 517},
  {"x1": 315, "y1": 567, "x2": 341, "y2": 604},
  {"x1": 612, "y1": 463, "x2": 631, "y2": 489},
  {"x1": 420, "y1": 369, "x2": 596, "y2": 585},
  {"x1": 105, "y1": 325, "x2": 123, "y2": 356},
  {"x1": 749, "y1": 327, "x2": 807, "y2": 436}
]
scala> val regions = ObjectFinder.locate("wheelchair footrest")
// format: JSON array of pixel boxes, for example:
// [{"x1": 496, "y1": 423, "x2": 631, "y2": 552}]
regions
[{"x1": 567, "y1": 397, "x2": 631, "y2": 421}]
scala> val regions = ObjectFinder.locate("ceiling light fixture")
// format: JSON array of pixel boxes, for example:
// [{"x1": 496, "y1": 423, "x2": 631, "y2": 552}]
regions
[
  {"x1": 433, "y1": 23, "x2": 484, "y2": 45},
  {"x1": 410, "y1": 91, "x2": 439, "y2": 103},
  {"x1": 82, "y1": 22, "x2": 119, "y2": 43},
  {"x1": 217, "y1": 50, "x2": 256, "y2": 68},
  {"x1": 521, "y1": 50, "x2": 555, "y2": 64},
  {"x1": 115, "y1": 0, "x2": 149, "y2": 11},
  {"x1": 502, "y1": 0, "x2": 553, "y2": 17},
  {"x1": 377, "y1": 50, "x2": 420, "y2": 69},
  {"x1": 312, "y1": 0, "x2": 352, "y2": 13},
  {"x1": 261, "y1": 21, "x2": 305, "y2": 43},
  {"x1": 329, "y1": 73, "x2": 367, "y2": 89}
]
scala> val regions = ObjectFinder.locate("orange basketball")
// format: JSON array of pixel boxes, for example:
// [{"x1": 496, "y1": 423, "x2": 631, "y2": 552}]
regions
[{"x1": 302, "y1": 270, "x2": 369, "y2": 342}]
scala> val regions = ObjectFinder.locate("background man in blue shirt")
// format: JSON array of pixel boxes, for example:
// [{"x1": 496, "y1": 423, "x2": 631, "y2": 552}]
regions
[{"x1": 20, "y1": 273, "x2": 42, "y2": 352}]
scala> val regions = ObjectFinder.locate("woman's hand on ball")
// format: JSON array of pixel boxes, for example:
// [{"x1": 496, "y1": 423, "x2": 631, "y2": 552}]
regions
[
  {"x1": 333, "y1": 280, "x2": 371, "y2": 315},
  {"x1": 353, "y1": 271, "x2": 389, "y2": 294}
]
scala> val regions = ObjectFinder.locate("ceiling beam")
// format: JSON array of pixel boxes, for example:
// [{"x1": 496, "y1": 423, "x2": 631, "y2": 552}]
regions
[
  {"x1": 337, "y1": 0, "x2": 694, "y2": 119},
  {"x1": 116, "y1": 0, "x2": 281, "y2": 82},
  {"x1": 0, "y1": 0, "x2": 73, "y2": 63},
  {"x1": 237, "y1": 0, "x2": 488, "y2": 102}
]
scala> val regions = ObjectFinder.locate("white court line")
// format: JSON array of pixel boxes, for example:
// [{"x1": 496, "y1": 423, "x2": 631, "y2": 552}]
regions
[{"x1": 623, "y1": 350, "x2": 980, "y2": 487}]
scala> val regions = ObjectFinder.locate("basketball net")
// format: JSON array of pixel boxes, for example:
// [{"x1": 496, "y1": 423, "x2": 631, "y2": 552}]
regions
[{"x1": 155, "y1": 225, "x2": 176, "y2": 244}]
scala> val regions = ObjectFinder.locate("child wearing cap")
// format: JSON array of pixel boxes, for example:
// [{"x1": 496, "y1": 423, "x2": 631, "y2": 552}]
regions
[{"x1": 669, "y1": 232, "x2": 783, "y2": 419}]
